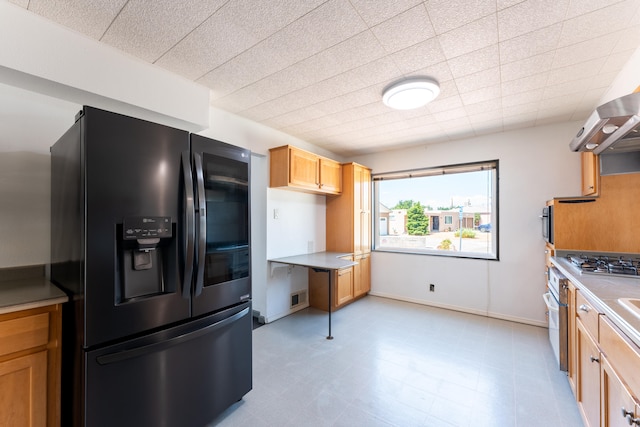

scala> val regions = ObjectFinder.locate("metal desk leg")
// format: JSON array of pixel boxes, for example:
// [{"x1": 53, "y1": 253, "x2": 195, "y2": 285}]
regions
[{"x1": 327, "y1": 269, "x2": 333, "y2": 340}]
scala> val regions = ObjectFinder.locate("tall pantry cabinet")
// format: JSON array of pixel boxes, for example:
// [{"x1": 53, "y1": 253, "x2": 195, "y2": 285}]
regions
[{"x1": 310, "y1": 163, "x2": 371, "y2": 310}]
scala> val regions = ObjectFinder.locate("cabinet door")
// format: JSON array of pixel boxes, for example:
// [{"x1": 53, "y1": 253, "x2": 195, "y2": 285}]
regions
[
  {"x1": 360, "y1": 167, "x2": 371, "y2": 254},
  {"x1": 601, "y1": 356, "x2": 639, "y2": 427},
  {"x1": 319, "y1": 158, "x2": 341, "y2": 194},
  {"x1": 353, "y1": 165, "x2": 371, "y2": 255},
  {"x1": 335, "y1": 268, "x2": 353, "y2": 307},
  {"x1": 353, "y1": 253, "x2": 371, "y2": 298},
  {"x1": 577, "y1": 319, "x2": 601, "y2": 427},
  {"x1": 568, "y1": 282, "x2": 577, "y2": 396},
  {"x1": 581, "y1": 152, "x2": 598, "y2": 196},
  {"x1": 289, "y1": 147, "x2": 319, "y2": 190},
  {"x1": 0, "y1": 351, "x2": 47, "y2": 427}
]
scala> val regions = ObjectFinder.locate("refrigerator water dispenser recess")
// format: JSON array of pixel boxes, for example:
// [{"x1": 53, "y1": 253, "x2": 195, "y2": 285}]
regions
[{"x1": 119, "y1": 216, "x2": 173, "y2": 301}]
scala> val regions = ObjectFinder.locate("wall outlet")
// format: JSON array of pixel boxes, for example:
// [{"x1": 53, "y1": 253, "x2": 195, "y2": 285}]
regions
[{"x1": 429, "y1": 284, "x2": 435, "y2": 292}]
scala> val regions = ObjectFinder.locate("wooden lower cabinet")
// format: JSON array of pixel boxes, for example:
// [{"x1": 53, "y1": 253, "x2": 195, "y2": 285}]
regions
[
  {"x1": 568, "y1": 289, "x2": 640, "y2": 427},
  {"x1": 0, "y1": 305, "x2": 62, "y2": 427},
  {"x1": 601, "y1": 356, "x2": 639, "y2": 427},
  {"x1": 0, "y1": 351, "x2": 47, "y2": 426},
  {"x1": 577, "y1": 318, "x2": 601, "y2": 427},
  {"x1": 309, "y1": 267, "x2": 353, "y2": 311},
  {"x1": 353, "y1": 253, "x2": 370, "y2": 298}
]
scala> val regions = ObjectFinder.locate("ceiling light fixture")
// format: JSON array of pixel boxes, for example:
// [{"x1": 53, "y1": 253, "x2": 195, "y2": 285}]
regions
[{"x1": 382, "y1": 77, "x2": 440, "y2": 110}]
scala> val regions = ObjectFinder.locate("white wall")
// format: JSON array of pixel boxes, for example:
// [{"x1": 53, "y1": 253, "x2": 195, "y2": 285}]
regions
[{"x1": 353, "y1": 122, "x2": 582, "y2": 326}]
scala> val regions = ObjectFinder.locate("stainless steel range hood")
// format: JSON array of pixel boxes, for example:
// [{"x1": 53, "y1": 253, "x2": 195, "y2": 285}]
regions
[{"x1": 569, "y1": 91, "x2": 640, "y2": 155}]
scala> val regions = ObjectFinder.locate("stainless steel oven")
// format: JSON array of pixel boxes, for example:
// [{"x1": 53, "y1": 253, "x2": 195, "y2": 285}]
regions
[{"x1": 543, "y1": 266, "x2": 568, "y2": 371}]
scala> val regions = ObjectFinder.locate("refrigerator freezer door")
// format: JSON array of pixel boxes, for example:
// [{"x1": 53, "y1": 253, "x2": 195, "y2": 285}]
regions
[{"x1": 83, "y1": 302, "x2": 252, "y2": 427}]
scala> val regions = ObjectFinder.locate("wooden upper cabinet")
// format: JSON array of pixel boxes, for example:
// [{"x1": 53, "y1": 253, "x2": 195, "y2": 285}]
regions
[
  {"x1": 581, "y1": 152, "x2": 599, "y2": 196},
  {"x1": 269, "y1": 145, "x2": 341, "y2": 195},
  {"x1": 319, "y1": 157, "x2": 341, "y2": 194}
]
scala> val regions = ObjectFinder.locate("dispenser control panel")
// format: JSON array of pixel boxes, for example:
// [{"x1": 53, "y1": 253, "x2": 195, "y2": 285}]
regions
[{"x1": 123, "y1": 216, "x2": 172, "y2": 240}]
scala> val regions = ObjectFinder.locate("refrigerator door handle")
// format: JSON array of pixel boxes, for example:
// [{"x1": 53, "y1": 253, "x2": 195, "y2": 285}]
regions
[
  {"x1": 95, "y1": 306, "x2": 250, "y2": 365},
  {"x1": 193, "y1": 152, "x2": 207, "y2": 296},
  {"x1": 181, "y1": 151, "x2": 195, "y2": 298}
]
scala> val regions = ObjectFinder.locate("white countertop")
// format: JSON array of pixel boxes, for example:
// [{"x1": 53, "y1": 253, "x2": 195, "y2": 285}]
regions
[
  {"x1": 551, "y1": 256, "x2": 640, "y2": 348},
  {"x1": 268, "y1": 252, "x2": 357, "y2": 270},
  {"x1": 0, "y1": 277, "x2": 68, "y2": 315}
]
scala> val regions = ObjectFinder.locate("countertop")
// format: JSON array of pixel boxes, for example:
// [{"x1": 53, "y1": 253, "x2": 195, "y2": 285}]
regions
[
  {"x1": 268, "y1": 252, "x2": 357, "y2": 270},
  {"x1": 0, "y1": 277, "x2": 68, "y2": 315},
  {"x1": 551, "y1": 256, "x2": 640, "y2": 348}
]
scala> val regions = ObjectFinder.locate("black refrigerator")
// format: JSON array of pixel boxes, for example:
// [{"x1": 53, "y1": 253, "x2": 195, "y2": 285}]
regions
[{"x1": 50, "y1": 106, "x2": 252, "y2": 427}]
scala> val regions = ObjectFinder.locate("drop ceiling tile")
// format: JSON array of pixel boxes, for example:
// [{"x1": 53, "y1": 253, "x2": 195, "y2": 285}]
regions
[
  {"x1": 601, "y1": 49, "x2": 638, "y2": 74},
  {"x1": 613, "y1": 26, "x2": 640, "y2": 53},
  {"x1": 348, "y1": 0, "x2": 423, "y2": 26},
  {"x1": 502, "y1": 90, "x2": 543, "y2": 107},
  {"x1": 502, "y1": 101, "x2": 539, "y2": 116},
  {"x1": 497, "y1": 0, "x2": 570, "y2": 41},
  {"x1": 438, "y1": 15, "x2": 498, "y2": 59},
  {"x1": 314, "y1": 88, "x2": 381, "y2": 116},
  {"x1": 413, "y1": 61, "x2": 456, "y2": 84},
  {"x1": 546, "y1": 57, "x2": 606, "y2": 86},
  {"x1": 433, "y1": 107, "x2": 468, "y2": 122},
  {"x1": 454, "y1": 67, "x2": 500, "y2": 93},
  {"x1": 390, "y1": 38, "x2": 446, "y2": 73},
  {"x1": 499, "y1": 23, "x2": 562, "y2": 63},
  {"x1": 460, "y1": 84, "x2": 501, "y2": 105},
  {"x1": 435, "y1": 80, "x2": 460, "y2": 99},
  {"x1": 211, "y1": 86, "x2": 267, "y2": 113},
  {"x1": 464, "y1": 98, "x2": 502, "y2": 115},
  {"x1": 301, "y1": 0, "x2": 368, "y2": 48},
  {"x1": 500, "y1": 52, "x2": 554, "y2": 82},
  {"x1": 501, "y1": 73, "x2": 549, "y2": 96},
  {"x1": 551, "y1": 32, "x2": 619, "y2": 69},
  {"x1": 371, "y1": 4, "x2": 435, "y2": 53},
  {"x1": 427, "y1": 95, "x2": 464, "y2": 113},
  {"x1": 155, "y1": 9, "x2": 262, "y2": 80},
  {"x1": 102, "y1": 0, "x2": 227, "y2": 62},
  {"x1": 565, "y1": 0, "x2": 624, "y2": 20},
  {"x1": 222, "y1": 0, "x2": 326, "y2": 40},
  {"x1": 349, "y1": 57, "x2": 404, "y2": 88},
  {"x1": 426, "y1": 0, "x2": 496, "y2": 34},
  {"x1": 558, "y1": 1, "x2": 639, "y2": 48},
  {"x1": 497, "y1": 0, "x2": 526, "y2": 9},
  {"x1": 447, "y1": 44, "x2": 499, "y2": 78},
  {"x1": 28, "y1": 0, "x2": 127, "y2": 39},
  {"x1": 468, "y1": 110, "x2": 503, "y2": 124}
]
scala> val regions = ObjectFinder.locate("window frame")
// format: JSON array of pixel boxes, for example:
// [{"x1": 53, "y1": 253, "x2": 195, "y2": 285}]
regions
[{"x1": 372, "y1": 160, "x2": 499, "y2": 261}]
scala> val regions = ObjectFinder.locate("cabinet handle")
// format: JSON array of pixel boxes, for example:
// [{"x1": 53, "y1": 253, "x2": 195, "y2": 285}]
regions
[
  {"x1": 589, "y1": 355, "x2": 600, "y2": 363},
  {"x1": 579, "y1": 304, "x2": 590, "y2": 312},
  {"x1": 589, "y1": 186, "x2": 594, "y2": 189},
  {"x1": 622, "y1": 407, "x2": 640, "y2": 426}
]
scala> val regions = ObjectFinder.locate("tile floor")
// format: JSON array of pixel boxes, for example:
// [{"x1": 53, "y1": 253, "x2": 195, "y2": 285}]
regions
[{"x1": 210, "y1": 296, "x2": 583, "y2": 427}]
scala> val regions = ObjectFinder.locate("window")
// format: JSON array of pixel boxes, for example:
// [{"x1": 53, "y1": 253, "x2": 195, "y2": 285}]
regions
[{"x1": 373, "y1": 160, "x2": 498, "y2": 260}]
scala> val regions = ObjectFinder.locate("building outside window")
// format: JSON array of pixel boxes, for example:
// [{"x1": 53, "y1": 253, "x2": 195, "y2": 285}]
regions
[{"x1": 373, "y1": 160, "x2": 498, "y2": 260}]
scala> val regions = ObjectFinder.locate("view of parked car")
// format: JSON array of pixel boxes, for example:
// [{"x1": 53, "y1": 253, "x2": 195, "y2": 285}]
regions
[{"x1": 478, "y1": 223, "x2": 491, "y2": 232}]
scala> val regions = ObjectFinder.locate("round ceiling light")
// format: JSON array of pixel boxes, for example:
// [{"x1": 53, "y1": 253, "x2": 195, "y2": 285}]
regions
[{"x1": 382, "y1": 78, "x2": 440, "y2": 110}]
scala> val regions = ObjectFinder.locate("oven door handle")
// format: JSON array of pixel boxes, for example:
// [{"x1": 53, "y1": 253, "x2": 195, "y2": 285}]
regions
[{"x1": 543, "y1": 292, "x2": 558, "y2": 311}]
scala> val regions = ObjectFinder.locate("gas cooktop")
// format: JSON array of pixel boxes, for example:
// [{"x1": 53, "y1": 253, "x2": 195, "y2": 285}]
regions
[{"x1": 565, "y1": 253, "x2": 640, "y2": 278}]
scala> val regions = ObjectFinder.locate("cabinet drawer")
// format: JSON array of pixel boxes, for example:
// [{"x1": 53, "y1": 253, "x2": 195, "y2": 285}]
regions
[
  {"x1": 600, "y1": 316, "x2": 640, "y2": 397},
  {"x1": 576, "y1": 291, "x2": 600, "y2": 341},
  {"x1": 0, "y1": 313, "x2": 49, "y2": 357}
]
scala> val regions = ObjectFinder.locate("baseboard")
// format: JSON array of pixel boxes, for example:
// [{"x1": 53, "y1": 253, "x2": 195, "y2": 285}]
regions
[
  {"x1": 367, "y1": 291, "x2": 548, "y2": 328},
  {"x1": 263, "y1": 303, "x2": 310, "y2": 324}
]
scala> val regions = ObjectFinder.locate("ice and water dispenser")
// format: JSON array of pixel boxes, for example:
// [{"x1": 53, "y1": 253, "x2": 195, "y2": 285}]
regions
[{"x1": 117, "y1": 216, "x2": 173, "y2": 302}]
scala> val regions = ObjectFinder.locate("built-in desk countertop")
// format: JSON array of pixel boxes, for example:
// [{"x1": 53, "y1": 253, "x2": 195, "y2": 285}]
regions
[
  {"x1": 268, "y1": 252, "x2": 357, "y2": 339},
  {"x1": 0, "y1": 277, "x2": 68, "y2": 315}
]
